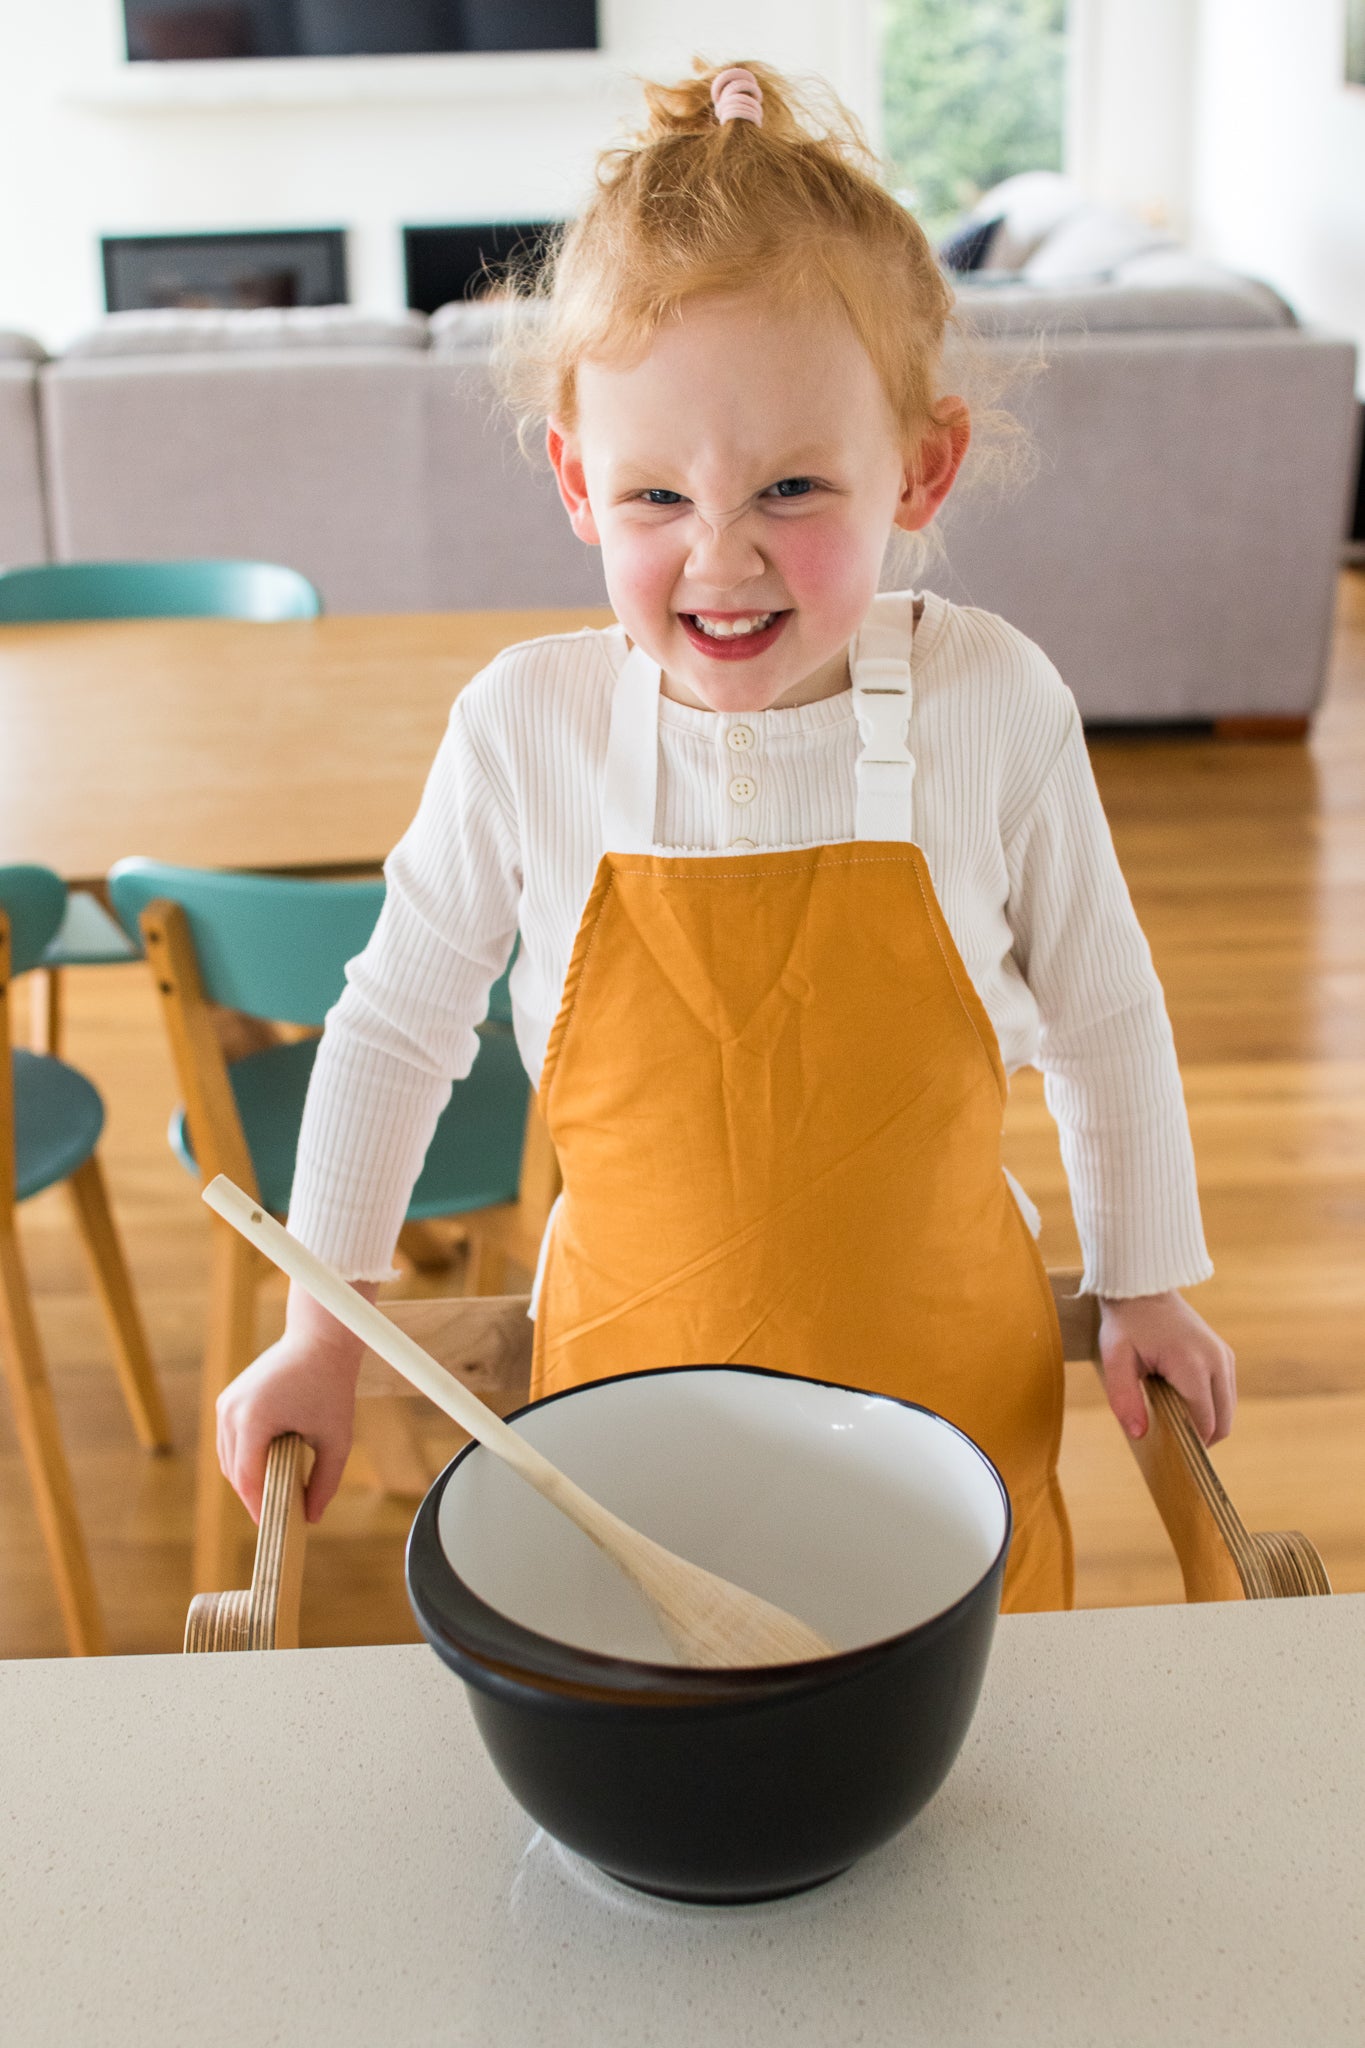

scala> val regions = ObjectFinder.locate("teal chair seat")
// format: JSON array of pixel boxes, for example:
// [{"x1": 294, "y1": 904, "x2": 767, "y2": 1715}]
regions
[
  {"x1": 169, "y1": 1028, "x2": 528, "y2": 1220},
  {"x1": 11, "y1": 1049, "x2": 106, "y2": 1203}
]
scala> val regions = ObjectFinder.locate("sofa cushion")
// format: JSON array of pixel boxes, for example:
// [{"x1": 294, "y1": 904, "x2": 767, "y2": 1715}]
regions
[
  {"x1": 970, "y1": 171, "x2": 1084, "y2": 271},
  {"x1": 1022, "y1": 201, "x2": 1175, "y2": 282},
  {"x1": 938, "y1": 215, "x2": 1003, "y2": 275},
  {"x1": 0, "y1": 329, "x2": 47, "y2": 363},
  {"x1": 956, "y1": 264, "x2": 1296, "y2": 337},
  {"x1": 64, "y1": 306, "x2": 430, "y2": 357},
  {"x1": 1113, "y1": 250, "x2": 1296, "y2": 325},
  {"x1": 424, "y1": 359, "x2": 608, "y2": 610},
  {"x1": 41, "y1": 351, "x2": 434, "y2": 611},
  {"x1": 428, "y1": 300, "x2": 514, "y2": 359}
]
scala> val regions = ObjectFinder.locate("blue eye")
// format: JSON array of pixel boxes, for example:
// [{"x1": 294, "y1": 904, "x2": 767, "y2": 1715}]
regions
[
  {"x1": 769, "y1": 477, "x2": 814, "y2": 498},
  {"x1": 641, "y1": 489, "x2": 685, "y2": 505}
]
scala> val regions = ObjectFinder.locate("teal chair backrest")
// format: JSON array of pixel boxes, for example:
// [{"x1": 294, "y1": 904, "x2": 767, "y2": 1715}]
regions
[
  {"x1": 0, "y1": 560, "x2": 321, "y2": 624},
  {"x1": 108, "y1": 860, "x2": 516, "y2": 1031},
  {"x1": 0, "y1": 864, "x2": 68, "y2": 976},
  {"x1": 109, "y1": 863, "x2": 382, "y2": 1027}
]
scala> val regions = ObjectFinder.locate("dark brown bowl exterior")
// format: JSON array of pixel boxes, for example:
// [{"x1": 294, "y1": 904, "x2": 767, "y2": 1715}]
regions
[{"x1": 405, "y1": 1367, "x2": 1011, "y2": 1906}]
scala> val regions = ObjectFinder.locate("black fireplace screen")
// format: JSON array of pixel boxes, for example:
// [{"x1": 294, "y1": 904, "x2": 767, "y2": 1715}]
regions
[{"x1": 101, "y1": 230, "x2": 348, "y2": 312}]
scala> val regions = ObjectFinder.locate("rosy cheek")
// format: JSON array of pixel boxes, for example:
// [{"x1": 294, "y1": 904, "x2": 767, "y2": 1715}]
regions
[
  {"x1": 598, "y1": 522, "x2": 678, "y2": 620},
  {"x1": 771, "y1": 517, "x2": 873, "y2": 614}
]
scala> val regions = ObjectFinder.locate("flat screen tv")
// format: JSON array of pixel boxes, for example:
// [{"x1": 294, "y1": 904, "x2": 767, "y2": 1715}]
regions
[{"x1": 123, "y1": 2, "x2": 598, "y2": 61}]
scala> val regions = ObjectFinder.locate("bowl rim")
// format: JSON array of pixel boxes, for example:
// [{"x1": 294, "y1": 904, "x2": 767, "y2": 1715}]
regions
[{"x1": 405, "y1": 1362, "x2": 1013, "y2": 1708}]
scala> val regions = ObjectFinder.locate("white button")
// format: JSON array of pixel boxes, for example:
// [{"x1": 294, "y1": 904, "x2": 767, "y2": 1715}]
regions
[
  {"x1": 727, "y1": 724, "x2": 755, "y2": 752},
  {"x1": 728, "y1": 775, "x2": 757, "y2": 805},
  {"x1": 729, "y1": 836, "x2": 757, "y2": 850}
]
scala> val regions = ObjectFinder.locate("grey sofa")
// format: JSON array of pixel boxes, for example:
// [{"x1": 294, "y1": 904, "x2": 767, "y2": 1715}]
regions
[{"x1": 2, "y1": 264, "x2": 1357, "y2": 723}]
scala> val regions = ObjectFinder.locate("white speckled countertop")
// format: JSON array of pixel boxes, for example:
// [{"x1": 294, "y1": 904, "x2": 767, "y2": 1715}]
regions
[{"x1": 2, "y1": 1598, "x2": 1362, "y2": 2047}]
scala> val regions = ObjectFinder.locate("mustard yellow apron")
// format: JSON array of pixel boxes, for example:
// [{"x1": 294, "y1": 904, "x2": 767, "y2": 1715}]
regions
[{"x1": 532, "y1": 597, "x2": 1072, "y2": 1613}]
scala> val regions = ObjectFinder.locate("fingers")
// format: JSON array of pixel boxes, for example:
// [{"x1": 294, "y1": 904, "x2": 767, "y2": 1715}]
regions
[
  {"x1": 1207, "y1": 1340, "x2": 1237, "y2": 1445},
  {"x1": 1101, "y1": 1336, "x2": 1149, "y2": 1441},
  {"x1": 1156, "y1": 1341, "x2": 1237, "y2": 1447},
  {"x1": 224, "y1": 1407, "x2": 269, "y2": 1525},
  {"x1": 305, "y1": 1436, "x2": 351, "y2": 1524},
  {"x1": 1100, "y1": 1298, "x2": 1238, "y2": 1450}
]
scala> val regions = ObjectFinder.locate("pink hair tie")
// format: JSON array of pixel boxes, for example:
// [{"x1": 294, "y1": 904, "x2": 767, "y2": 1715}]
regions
[{"x1": 711, "y1": 67, "x2": 763, "y2": 127}]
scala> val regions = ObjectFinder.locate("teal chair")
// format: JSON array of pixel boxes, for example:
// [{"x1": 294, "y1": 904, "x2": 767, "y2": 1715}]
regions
[
  {"x1": 107, "y1": 858, "x2": 537, "y2": 1593},
  {"x1": 0, "y1": 559, "x2": 321, "y2": 624},
  {"x1": 0, "y1": 558, "x2": 322, "y2": 1055},
  {"x1": 0, "y1": 865, "x2": 171, "y2": 1658}
]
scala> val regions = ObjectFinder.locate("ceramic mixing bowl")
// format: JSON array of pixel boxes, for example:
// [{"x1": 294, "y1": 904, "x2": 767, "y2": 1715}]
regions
[{"x1": 406, "y1": 1365, "x2": 1010, "y2": 1905}]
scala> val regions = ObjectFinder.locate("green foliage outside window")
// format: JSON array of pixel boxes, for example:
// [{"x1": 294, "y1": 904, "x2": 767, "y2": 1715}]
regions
[{"x1": 881, "y1": 0, "x2": 1069, "y2": 238}]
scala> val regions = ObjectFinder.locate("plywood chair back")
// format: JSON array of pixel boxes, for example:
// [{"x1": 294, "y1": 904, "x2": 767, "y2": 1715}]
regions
[
  {"x1": 187, "y1": 1275, "x2": 1331, "y2": 1653},
  {"x1": 1049, "y1": 1269, "x2": 1331, "y2": 1601},
  {"x1": 105, "y1": 867, "x2": 398, "y2": 1594},
  {"x1": 110, "y1": 861, "x2": 533, "y2": 1593}
]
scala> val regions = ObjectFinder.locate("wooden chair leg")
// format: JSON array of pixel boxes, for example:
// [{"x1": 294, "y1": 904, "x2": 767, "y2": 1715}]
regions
[
  {"x1": 396, "y1": 1219, "x2": 460, "y2": 1274},
  {"x1": 65, "y1": 1153, "x2": 171, "y2": 1451},
  {"x1": 464, "y1": 1233, "x2": 508, "y2": 1297},
  {"x1": 27, "y1": 968, "x2": 61, "y2": 1056},
  {"x1": 0, "y1": 1218, "x2": 107, "y2": 1655},
  {"x1": 194, "y1": 1221, "x2": 260, "y2": 1596}
]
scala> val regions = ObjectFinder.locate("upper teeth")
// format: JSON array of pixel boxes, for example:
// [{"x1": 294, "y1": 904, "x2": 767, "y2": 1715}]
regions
[{"x1": 692, "y1": 612, "x2": 775, "y2": 638}]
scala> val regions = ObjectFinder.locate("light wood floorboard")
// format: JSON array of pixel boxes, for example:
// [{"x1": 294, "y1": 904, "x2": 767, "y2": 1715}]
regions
[{"x1": 2, "y1": 575, "x2": 1362, "y2": 1653}]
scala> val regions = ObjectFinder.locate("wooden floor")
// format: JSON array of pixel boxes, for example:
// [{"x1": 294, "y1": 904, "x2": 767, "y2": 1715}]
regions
[{"x1": 3, "y1": 576, "x2": 1363, "y2": 1657}]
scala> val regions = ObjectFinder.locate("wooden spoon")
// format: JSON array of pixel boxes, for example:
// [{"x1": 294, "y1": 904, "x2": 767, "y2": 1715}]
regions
[{"x1": 202, "y1": 1176, "x2": 834, "y2": 1668}]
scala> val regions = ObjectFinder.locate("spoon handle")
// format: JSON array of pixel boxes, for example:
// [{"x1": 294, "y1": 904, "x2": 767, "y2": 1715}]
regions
[{"x1": 201, "y1": 1177, "x2": 628, "y2": 1541}]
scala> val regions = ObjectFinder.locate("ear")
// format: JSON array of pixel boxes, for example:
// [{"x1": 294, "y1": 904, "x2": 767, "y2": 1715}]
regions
[
  {"x1": 546, "y1": 421, "x2": 601, "y2": 546},
  {"x1": 892, "y1": 399, "x2": 971, "y2": 534}
]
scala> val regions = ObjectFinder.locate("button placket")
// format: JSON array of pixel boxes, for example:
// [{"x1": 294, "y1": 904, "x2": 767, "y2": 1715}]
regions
[{"x1": 720, "y1": 717, "x2": 760, "y2": 846}]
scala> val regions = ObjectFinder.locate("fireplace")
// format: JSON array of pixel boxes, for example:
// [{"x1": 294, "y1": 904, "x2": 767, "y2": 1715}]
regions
[
  {"x1": 403, "y1": 221, "x2": 559, "y2": 313},
  {"x1": 101, "y1": 229, "x2": 348, "y2": 313}
]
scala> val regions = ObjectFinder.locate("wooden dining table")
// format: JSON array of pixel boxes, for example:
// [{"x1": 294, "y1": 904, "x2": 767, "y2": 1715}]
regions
[{"x1": 0, "y1": 609, "x2": 615, "y2": 886}]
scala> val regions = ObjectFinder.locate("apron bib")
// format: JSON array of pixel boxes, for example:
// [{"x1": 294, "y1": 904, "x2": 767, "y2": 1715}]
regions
[{"x1": 532, "y1": 597, "x2": 1072, "y2": 1613}]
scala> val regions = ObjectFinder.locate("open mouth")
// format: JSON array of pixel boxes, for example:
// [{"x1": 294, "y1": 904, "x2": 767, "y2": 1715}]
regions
[{"x1": 679, "y1": 610, "x2": 789, "y2": 660}]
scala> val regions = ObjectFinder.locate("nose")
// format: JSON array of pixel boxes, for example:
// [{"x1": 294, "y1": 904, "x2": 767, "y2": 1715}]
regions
[{"x1": 683, "y1": 505, "x2": 766, "y2": 590}]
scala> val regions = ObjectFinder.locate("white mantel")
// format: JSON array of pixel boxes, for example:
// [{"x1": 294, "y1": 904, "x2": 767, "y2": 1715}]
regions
[{"x1": 62, "y1": 49, "x2": 617, "y2": 112}]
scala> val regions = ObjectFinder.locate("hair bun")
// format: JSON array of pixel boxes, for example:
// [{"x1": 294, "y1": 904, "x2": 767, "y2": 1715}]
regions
[{"x1": 710, "y1": 67, "x2": 763, "y2": 126}]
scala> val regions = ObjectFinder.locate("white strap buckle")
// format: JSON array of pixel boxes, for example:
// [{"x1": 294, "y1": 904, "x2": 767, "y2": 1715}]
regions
[{"x1": 853, "y1": 660, "x2": 913, "y2": 765}]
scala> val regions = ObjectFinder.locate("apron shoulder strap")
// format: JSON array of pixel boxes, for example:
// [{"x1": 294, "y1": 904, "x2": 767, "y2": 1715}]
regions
[
  {"x1": 851, "y1": 594, "x2": 916, "y2": 843},
  {"x1": 601, "y1": 643, "x2": 663, "y2": 854}
]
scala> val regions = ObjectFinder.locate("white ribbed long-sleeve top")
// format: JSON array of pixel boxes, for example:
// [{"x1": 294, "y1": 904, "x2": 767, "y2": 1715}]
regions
[{"x1": 287, "y1": 592, "x2": 1212, "y2": 1298}]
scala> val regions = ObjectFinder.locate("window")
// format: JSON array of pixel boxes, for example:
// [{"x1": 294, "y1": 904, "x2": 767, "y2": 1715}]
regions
[{"x1": 881, "y1": 0, "x2": 1069, "y2": 237}]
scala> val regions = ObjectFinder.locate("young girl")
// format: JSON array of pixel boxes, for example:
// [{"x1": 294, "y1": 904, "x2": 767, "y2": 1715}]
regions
[{"x1": 219, "y1": 61, "x2": 1235, "y2": 1612}]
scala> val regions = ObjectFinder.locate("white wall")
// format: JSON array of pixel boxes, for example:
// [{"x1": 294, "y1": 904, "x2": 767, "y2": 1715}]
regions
[
  {"x1": 0, "y1": 1, "x2": 877, "y2": 350},
  {"x1": 1067, "y1": 0, "x2": 1199, "y2": 236},
  {"x1": 1191, "y1": 0, "x2": 1365, "y2": 386}
]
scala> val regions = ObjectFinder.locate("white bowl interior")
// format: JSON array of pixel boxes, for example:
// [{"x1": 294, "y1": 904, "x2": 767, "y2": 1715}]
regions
[{"x1": 435, "y1": 1371, "x2": 1007, "y2": 1663}]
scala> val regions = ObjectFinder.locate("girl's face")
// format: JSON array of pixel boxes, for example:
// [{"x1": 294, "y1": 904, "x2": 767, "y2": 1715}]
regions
[{"x1": 548, "y1": 293, "x2": 967, "y2": 713}]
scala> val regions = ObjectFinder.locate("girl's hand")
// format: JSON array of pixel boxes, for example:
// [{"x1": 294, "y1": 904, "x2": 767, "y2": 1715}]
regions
[
  {"x1": 1097, "y1": 1291, "x2": 1237, "y2": 1448},
  {"x1": 216, "y1": 1279, "x2": 379, "y2": 1524}
]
